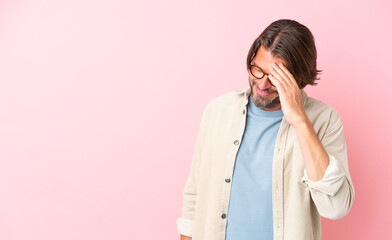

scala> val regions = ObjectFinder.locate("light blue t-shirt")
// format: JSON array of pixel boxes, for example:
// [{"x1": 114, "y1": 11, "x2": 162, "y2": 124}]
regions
[{"x1": 225, "y1": 94, "x2": 283, "y2": 240}]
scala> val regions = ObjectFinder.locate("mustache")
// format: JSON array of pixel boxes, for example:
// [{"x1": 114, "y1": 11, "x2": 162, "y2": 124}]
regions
[
  {"x1": 251, "y1": 80, "x2": 276, "y2": 92},
  {"x1": 257, "y1": 88, "x2": 277, "y2": 93}
]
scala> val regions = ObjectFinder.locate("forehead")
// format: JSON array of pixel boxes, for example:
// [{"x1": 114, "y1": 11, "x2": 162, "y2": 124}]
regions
[{"x1": 252, "y1": 45, "x2": 286, "y2": 69}]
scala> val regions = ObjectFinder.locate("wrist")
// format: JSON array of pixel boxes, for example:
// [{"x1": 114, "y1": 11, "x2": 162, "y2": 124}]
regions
[{"x1": 292, "y1": 113, "x2": 310, "y2": 130}]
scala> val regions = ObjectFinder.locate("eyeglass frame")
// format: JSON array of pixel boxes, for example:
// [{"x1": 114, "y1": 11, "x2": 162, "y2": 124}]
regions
[{"x1": 248, "y1": 62, "x2": 275, "y2": 86}]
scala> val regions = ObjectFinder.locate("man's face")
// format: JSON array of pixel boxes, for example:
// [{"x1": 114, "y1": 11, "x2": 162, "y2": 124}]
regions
[{"x1": 248, "y1": 45, "x2": 287, "y2": 111}]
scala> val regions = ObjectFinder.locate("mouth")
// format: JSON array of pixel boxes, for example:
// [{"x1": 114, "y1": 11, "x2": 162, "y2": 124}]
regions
[{"x1": 256, "y1": 87, "x2": 275, "y2": 97}]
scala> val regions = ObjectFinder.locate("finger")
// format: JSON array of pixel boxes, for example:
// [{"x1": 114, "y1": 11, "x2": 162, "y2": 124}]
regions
[
  {"x1": 270, "y1": 65, "x2": 289, "y2": 90},
  {"x1": 278, "y1": 63, "x2": 299, "y2": 88},
  {"x1": 271, "y1": 63, "x2": 291, "y2": 86},
  {"x1": 268, "y1": 74, "x2": 286, "y2": 94}
]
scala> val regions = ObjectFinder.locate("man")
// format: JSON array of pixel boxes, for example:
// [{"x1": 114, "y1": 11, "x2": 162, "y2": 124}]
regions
[{"x1": 176, "y1": 19, "x2": 355, "y2": 240}]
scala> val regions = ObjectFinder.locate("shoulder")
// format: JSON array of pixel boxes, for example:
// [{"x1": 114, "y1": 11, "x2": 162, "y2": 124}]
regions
[
  {"x1": 305, "y1": 96, "x2": 341, "y2": 121},
  {"x1": 200, "y1": 86, "x2": 249, "y2": 121},
  {"x1": 209, "y1": 87, "x2": 246, "y2": 105},
  {"x1": 304, "y1": 95, "x2": 343, "y2": 138},
  {"x1": 205, "y1": 86, "x2": 248, "y2": 110}
]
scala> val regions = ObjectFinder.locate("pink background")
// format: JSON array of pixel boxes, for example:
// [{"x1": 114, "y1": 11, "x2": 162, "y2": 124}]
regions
[{"x1": 0, "y1": 0, "x2": 391, "y2": 239}]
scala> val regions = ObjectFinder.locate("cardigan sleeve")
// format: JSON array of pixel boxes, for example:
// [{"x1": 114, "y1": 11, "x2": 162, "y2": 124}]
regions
[
  {"x1": 300, "y1": 109, "x2": 355, "y2": 220},
  {"x1": 301, "y1": 154, "x2": 346, "y2": 196},
  {"x1": 176, "y1": 102, "x2": 211, "y2": 237}
]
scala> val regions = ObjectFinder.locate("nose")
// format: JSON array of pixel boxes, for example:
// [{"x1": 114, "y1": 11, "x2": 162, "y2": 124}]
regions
[{"x1": 257, "y1": 74, "x2": 273, "y2": 89}]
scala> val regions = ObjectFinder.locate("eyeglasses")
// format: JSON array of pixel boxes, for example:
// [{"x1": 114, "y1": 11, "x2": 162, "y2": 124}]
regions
[{"x1": 248, "y1": 63, "x2": 275, "y2": 86}]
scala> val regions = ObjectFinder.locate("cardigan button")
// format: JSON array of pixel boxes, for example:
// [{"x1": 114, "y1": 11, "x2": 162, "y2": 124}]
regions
[
  {"x1": 221, "y1": 213, "x2": 227, "y2": 219},
  {"x1": 225, "y1": 178, "x2": 231, "y2": 183},
  {"x1": 234, "y1": 140, "x2": 239, "y2": 145},
  {"x1": 242, "y1": 109, "x2": 246, "y2": 114}
]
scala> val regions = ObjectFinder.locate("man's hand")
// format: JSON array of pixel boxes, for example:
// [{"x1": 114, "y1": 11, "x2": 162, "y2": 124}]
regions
[
  {"x1": 180, "y1": 235, "x2": 192, "y2": 240},
  {"x1": 268, "y1": 62, "x2": 307, "y2": 128},
  {"x1": 268, "y1": 62, "x2": 330, "y2": 181}
]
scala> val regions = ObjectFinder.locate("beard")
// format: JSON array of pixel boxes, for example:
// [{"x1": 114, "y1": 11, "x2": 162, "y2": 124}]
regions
[
  {"x1": 252, "y1": 92, "x2": 281, "y2": 109},
  {"x1": 249, "y1": 78, "x2": 281, "y2": 109}
]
